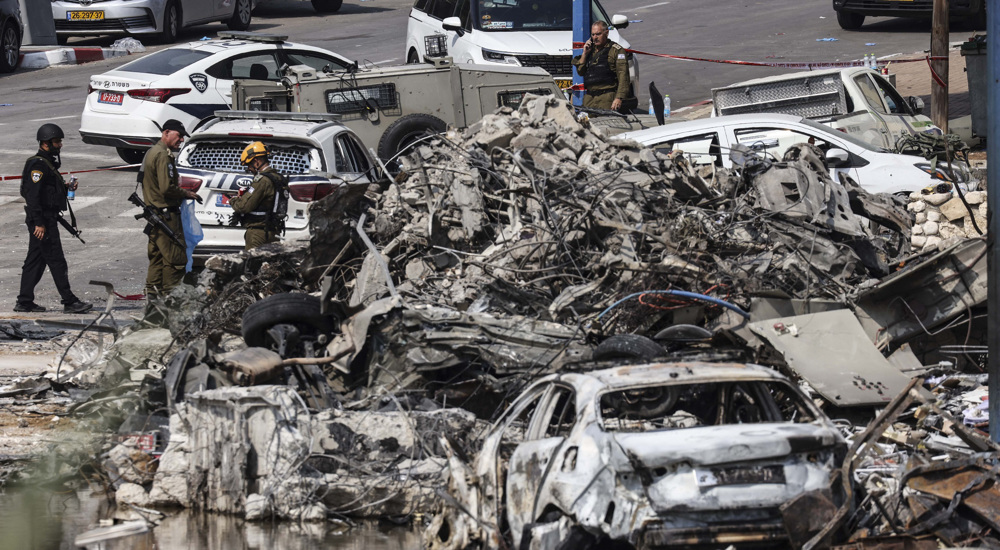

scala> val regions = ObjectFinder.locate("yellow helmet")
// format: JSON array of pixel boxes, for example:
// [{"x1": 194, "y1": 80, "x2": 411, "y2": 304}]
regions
[{"x1": 240, "y1": 141, "x2": 269, "y2": 165}]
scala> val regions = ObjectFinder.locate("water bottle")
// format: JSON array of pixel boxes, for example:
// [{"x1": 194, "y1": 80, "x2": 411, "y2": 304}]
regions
[
  {"x1": 663, "y1": 94, "x2": 671, "y2": 118},
  {"x1": 869, "y1": 53, "x2": 877, "y2": 70},
  {"x1": 648, "y1": 97, "x2": 654, "y2": 115},
  {"x1": 862, "y1": 53, "x2": 869, "y2": 68},
  {"x1": 67, "y1": 175, "x2": 77, "y2": 200}
]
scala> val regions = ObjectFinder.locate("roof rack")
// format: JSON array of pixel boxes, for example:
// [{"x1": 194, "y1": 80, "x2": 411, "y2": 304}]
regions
[
  {"x1": 216, "y1": 31, "x2": 288, "y2": 43},
  {"x1": 214, "y1": 110, "x2": 342, "y2": 122}
]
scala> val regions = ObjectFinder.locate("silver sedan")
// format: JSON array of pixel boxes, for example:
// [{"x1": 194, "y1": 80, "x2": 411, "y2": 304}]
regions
[{"x1": 52, "y1": 0, "x2": 253, "y2": 44}]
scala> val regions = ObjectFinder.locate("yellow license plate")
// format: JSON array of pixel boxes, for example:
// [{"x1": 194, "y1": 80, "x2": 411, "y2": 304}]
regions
[
  {"x1": 67, "y1": 11, "x2": 104, "y2": 21},
  {"x1": 555, "y1": 79, "x2": 573, "y2": 89}
]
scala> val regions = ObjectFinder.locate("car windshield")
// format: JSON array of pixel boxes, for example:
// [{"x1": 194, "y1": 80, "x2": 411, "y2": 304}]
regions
[
  {"x1": 474, "y1": 0, "x2": 607, "y2": 31},
  {"x1": 117, "y1": 48, "x2": 215, "y2": 76},
  {"x1": 599, "y1": 380, "x2": 817, "y2": 432},
  {"x1": 180, "y1": 139, "x2": 320, "y2": 174},
  {"x1": 799, "y1": 117, "x2": 884, "y2": 152}
]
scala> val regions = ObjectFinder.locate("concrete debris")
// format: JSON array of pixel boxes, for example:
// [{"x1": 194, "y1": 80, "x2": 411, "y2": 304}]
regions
[{"x1": 8, "y1": 94, "x2": 999, "y2": 549}]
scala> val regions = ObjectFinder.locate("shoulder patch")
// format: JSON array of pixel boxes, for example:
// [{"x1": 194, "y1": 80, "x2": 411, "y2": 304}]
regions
[
  {"x1": 617, "y1": 53, "x2": 626, "y2": 60},
  {"x1": 30, "y1": 170, "x2": 43, "y2": 183}
]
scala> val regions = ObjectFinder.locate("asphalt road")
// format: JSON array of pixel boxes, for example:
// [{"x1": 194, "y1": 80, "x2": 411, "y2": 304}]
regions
[{"x1": 0, "y1": 0, "x2": 981, "y2": 313}]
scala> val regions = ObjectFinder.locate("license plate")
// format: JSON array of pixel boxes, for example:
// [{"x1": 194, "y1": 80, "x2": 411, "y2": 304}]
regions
[
  {"x1": 67, "y1": 11, "x2": 104, "y2": 20},
  {"x1": 215, "y1": 193, "x2": 233, "y2": 208},
  {"x1": 98, "y1": 91, "x2": 123, "y2": 105},
  {"x1": 696, "y1": 465, "x2": 785, "y2": 487},
  {"x1": 555, "y1": 79, "x2": 572, "y2": 89}
]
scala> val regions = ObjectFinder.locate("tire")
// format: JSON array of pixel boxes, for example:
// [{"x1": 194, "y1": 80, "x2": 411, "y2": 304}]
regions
[
  {"x1": 593, "y1": 334, "x2": 666, "y2": 361},
  {"x1": 227, "y1": 0, "x2": 252, "y2": 30},
  {"x1": 407, "y1": 49, "x2": 421, "y2": 64},
  {"x1": 0, "y1": 22, "x2": 19, "y2": 73},
  {"x1": 242, "y1": 293, "x2": 335, "y2": 348},
  {"x1": 377, "y1": 113, "x2": 447, "y2": 164},
  {"x1": 312, "y1": 0, "x2": 344, "y2": 13},
  {"x1": 117, "y1": 147, "x2": 147, "y2": 165},
  {"x1": 836, "y1": 10, "x2": 865, "y2": 30},
  {"x1": 157, "y1": 1, "x2": 180, "y2": 44}
]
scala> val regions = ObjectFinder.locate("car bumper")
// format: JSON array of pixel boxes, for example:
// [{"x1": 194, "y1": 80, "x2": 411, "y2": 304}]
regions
[
  {"x1": 53, "y1": 2, "x2": 161, "y2": 35},
  {"x1": 834, "y1": 0, "x2": 982, "y2": 17},
  {"x1": 81, "y1": 131, "x2": 158, "y2": 149},
  {"x1": 80, "y1": 105, "x2": 173, "y2": 149}
]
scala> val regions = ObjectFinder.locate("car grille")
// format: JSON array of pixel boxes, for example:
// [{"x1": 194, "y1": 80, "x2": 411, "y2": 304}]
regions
[
  {"x1": 514, "y1": 55, "x2": 572, "y2": 77},
  {"x1": 186, "y1": 143, "x2": 314, "y2": 175},
  {"x1": 55, "y1": 15, "x2": 155, "y2": 32}
]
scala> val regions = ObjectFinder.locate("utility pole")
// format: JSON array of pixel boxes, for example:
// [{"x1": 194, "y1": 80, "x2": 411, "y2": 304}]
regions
[
  {"x1": 987, "y1": 0, "x2": 999, "y2": 443},
  {"x1": 571, "y1": 0, "x2": 590, "y2": 107},
  {"x1": 930, "y1": 0, "x2": 949, "y2": 133}
]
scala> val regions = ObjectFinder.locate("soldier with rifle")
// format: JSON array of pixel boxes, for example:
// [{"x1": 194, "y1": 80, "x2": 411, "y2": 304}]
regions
[
  {"x1": 15, "y1": 124, "x2": 93, "y2": 314},
  {"x1": 141, "y1": 119, "x2": 198, "y2": 295}
]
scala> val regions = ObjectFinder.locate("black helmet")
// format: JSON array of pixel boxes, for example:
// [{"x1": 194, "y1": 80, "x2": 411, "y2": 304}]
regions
[{"x1": 37, "y1": 123, "x2": 65, "y2": 142}]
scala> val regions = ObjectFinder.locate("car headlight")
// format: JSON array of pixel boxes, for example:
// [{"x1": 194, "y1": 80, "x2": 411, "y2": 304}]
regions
[
  {"x1": 915, "y1": 162, "x2": 965, "y2": 182},
  {"x1": 481, "y1": 48, "x2": 521, "y2": 65}
]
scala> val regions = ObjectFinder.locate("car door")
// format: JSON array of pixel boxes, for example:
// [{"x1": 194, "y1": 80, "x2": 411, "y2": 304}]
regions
[
  {"x1": 506, "y1": 385, "x2": 576, "y2": 548},
  {"x1": 729, "y1": 124, "x2": 861, "y2": 185},
  {"x1": 850, "y1": 73, "x2": 895, "y2": 150},
  {"x1": 180, "y1": 0, "x2": 211, "y2": 23},
  {"x1": 332, "y1": 133, "x2": 376, "y2": 183},
  {"x1": 208, "y1": 51, "x2": 282, "y2": 108}
]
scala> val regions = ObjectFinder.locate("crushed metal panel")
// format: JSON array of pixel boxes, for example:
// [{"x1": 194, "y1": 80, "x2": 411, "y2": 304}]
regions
[
  {"x1": 749, "y1": 309, "x2": 911, "y2": 406},
  {"x1": 906, "y1": 463, "x2": 1000, "y2": 533},
  {"x1": 749, "y1": 297, "x2": 847, "y2": 322},
  {"x1": 855, "y1": 238, "x2": 987, "y2": 346},
  {"x1": 886, "y1": 344, "x2": 923, "y2": 373}
]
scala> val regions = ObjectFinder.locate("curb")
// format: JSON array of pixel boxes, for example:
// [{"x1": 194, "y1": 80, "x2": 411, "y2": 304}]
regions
[{"x1": 18, "y1": 47, "x2": 132, "y2": 69}]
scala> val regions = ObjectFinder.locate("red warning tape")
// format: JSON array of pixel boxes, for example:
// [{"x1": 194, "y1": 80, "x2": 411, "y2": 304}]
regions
[
  {"x1": 0, "y1": 163, "x2": 140, "y2": 182},
  {"x1": 571, "y1": 43, "x2": 936, "y2": 71}
]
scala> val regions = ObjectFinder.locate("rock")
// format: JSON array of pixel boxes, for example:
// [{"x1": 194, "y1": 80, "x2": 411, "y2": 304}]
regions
[
  {"x1": 964, "y1": 191, "x2": 985, "y2": 205},
  {"x1": 914, "y1": 212, "x2": 927, "y2": 224},
  {"x1": 939, "y1": 197, "x2": 970, "y2": 221},
  {"x1": 909, "y1": 192, "x2": 922, "y2": 201},
  {"x1": 115, "y1": 483, "x2": 151, "y2": 507},
  {"x1": 912, "y1": 224, "x2": 924, "y2": 235},
  {"x1": 926, "y1": 210, "x2": 941, "y2": 222},
  {"x1": 922, "y1": 221, "x2": 939, "y2": 236},
  {"x1": 925, "y1": 235, "x2": 943, "y2": 249},
  {"x1": 908, "y1": 201, "x2": 926, "y2": 213},
  {"x1": 911, "y1": 235, "x2": 927, "y2": 248},
  {"x1": 923, "y1": 192, "x2": 952, "y2": 206}
]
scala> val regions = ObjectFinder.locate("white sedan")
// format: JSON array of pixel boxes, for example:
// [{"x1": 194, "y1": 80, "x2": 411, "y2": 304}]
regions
[
  {"x1": 80, "y1": 32, "x2": 354, "y2": 164},
  {"x1": 619, "y1": 113, "x2": 973, "y2": 195},
  {"x1": 53, "y1": 0, "x2": 253, "y2": 44}
]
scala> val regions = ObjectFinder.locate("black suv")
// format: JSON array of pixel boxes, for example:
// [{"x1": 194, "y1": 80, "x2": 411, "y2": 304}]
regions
[
  {"x1": 833, "y1": 0, "x2": 985, "y2": 30},
  {"x1": 0, "y1": 0, "x2": 22, "y2": 72}
]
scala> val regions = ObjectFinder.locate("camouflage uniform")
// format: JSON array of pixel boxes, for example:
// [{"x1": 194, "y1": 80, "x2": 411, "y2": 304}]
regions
[
  {"x1": 230, "y1": 166, "x2": 288, "y2": 250},
  {"x1": 572, "y1": 40, "x2": 631, "y2": 112},
  {"x1": 141, "y1": 140, "x2": 188, "y2": 293}
]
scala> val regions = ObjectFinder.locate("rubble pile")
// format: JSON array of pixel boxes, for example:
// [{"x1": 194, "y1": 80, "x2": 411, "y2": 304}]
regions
[{"x1": 907, "y1": 188, "x2": 987, "y2": 253}]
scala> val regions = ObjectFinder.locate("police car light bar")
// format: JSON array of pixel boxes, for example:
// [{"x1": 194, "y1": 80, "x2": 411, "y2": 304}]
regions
[
  {"x1": 214, "y1": 110, "x2": 342, "y2": 123},
  {"x1": 217, "y1": 31, "x2": 288, "y2": 43}
]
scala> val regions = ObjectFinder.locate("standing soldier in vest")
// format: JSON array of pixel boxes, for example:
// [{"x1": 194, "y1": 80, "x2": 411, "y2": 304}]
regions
[
  {"x1": 15, "y1": 124, "x2": 93, "y2": 314},
  {"x1": 231, "y1": 141, "x2": 289, "y2": 250},
  {"x1": 143, "y1": 119, "x2": 198, "y2": 295},
  {"x1": 572, "y1": 20, "x2": 631, "y2": 112}
]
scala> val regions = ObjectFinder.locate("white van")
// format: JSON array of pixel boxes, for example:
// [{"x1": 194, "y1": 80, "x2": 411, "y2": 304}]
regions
[{"x1": 404, "y1": 0, "x2": 639, "y2": 99}]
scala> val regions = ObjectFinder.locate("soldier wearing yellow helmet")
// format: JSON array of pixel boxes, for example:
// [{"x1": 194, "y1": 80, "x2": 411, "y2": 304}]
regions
[{"x1": 230, "y1": 141, "x2": 290, "y2": 250}]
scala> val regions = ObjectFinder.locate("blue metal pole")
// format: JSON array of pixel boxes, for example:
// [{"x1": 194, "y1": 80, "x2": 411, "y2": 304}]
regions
[
  {"x1": 987, "y1": 0, "x2": 999, "y2": 443},
  {"x1": 571, "y1": 0, "x2": 590, "y2": 106}
]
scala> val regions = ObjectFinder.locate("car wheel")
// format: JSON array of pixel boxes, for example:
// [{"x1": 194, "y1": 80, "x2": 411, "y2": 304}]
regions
[
  {"x1": 157, "y1": 1, "x2": 180, "y2": 44},
  {"x1": 593, "y1": 334, "x2": 666, "y2": 361},
  {"x1": 836, "y1": 10, "x2": 865, "y2": 30},
  {"x1": 311, "y1": 0, "x2": 344, "y2": 13},
  {"x1": 227, "y1": 0, "x2": 252, "y2": 30},
  {"x1": 406, "y1": 49, "x2": 421, "y2": 64},
  {"x1": 117, "y1": 147, "x2": 147, "y2": 165},
  {"x1": 0, "y1": 22, "x2": 20, "y2": 73},
  {"x1": 377, "y1": 113, "x2": 447, "y2": 167},
  {"x1": 242, "y1": 293, "x2": 337, "y2": 348}
]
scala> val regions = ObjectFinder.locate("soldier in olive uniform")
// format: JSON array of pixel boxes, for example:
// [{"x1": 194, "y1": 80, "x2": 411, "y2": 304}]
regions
[
  {"x1": 230, "y1": 141, "x2": 289, "y2": 250},
  {"x1": 142, "y1": 119, "x2": 198, "y2": 295},
  {"x1": 571, "y1": 20, "x2": 631, "y2": 112},
  {"x1": 15, "y1": 124, "x2": 93, "y2": 314}
]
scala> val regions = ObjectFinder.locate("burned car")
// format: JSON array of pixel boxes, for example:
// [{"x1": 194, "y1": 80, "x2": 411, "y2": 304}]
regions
[{"x1": 431, "y1": 362, "x2": 847, "y2": 549}]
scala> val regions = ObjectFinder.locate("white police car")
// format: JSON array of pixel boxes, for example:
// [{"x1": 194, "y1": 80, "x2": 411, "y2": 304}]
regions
[
  {"x1": 176, "y1": 111, "x2": 379, "y2": 258},
  {"x1": 80, "y1": 32, "x2": 355, "y2": 164}
]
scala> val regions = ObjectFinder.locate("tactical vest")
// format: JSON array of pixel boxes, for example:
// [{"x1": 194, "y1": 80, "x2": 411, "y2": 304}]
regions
[
  {"x1": 22, "y1": 155, "x2": 68, "y2": 213},
  {"x1": 243, "y1": 171, "x2": 289, "y2": 232},
  {"x1": 582, "y1": 44, "x2": 617, "y2": 88}
]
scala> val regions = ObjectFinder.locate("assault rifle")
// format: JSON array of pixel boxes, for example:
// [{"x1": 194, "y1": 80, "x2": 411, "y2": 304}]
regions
[
  {"x1": 128, "y1": 192, "x2": 183, "y2": 246},
  {"x1": 55, "y1": 214, "x2": 85, "y2": 244}
]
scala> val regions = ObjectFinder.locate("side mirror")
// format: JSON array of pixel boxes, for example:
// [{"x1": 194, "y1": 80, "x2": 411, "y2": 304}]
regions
[
  {"x1": 610, "y1": 14, "x2": 629, "y2": 29},
  {"x1": 826, "y1": 147, "x2": 851, "y2": 167},
  {"x1": 907, "y1": 96, "x2": 925, "y2": 114},
  {"x1": 442, "y1": 16, "x2": 464, "y2": 35}
]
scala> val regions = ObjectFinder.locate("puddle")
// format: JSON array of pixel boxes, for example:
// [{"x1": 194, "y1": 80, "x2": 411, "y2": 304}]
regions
[{"x1": 0, "y1": 486, "x2": 421, "y2": 550}]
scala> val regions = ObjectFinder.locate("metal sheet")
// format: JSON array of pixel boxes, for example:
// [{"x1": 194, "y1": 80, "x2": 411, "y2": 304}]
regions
[{"x1": 749, "y1": 309, "x2": 912, "y2": 406}]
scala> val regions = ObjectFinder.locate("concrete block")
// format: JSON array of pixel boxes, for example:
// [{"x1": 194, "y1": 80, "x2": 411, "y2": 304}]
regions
[{"x1": 939, "y1": 197, "x2": 970, "y2": 221}]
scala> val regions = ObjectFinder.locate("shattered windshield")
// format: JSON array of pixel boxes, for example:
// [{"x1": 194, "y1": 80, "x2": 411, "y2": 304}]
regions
[
  {"x1": 474, "y1": 0, "x2": 607, "y2": 31},
  {"x1": 599, "y1": 380, "x2": 817, "y2": 432}
]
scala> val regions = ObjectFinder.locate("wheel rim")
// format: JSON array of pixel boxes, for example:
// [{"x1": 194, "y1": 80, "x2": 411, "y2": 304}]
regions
[
  {"x1": 3, "y1": 26, "x2": 16, "y2": 68},
  {"x1": 239, "y1": 0, "x2": 251, "y2": 23},
  {"x1": 167, "y1": 6, "x2": 178, "y2": 37}
]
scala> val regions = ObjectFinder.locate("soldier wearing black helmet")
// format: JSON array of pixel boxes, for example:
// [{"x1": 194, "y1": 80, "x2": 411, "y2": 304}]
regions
[
  {"x1": 15, "y1": 124, "x2": 93, "y2": 314},
  {"x1": 230, "y1": 141, "x2": 289, "y2": 250},
  {"x1": 142, "y1": 119, "x2": 198, "y2": 295}
]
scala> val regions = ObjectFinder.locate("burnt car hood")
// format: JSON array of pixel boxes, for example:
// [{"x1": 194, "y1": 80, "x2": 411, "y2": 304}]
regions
[{"x1": 613, "y1": 422, "x2": 840, "y2": 467}]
